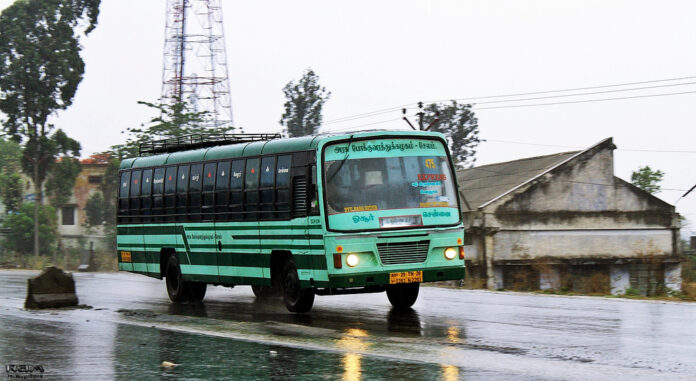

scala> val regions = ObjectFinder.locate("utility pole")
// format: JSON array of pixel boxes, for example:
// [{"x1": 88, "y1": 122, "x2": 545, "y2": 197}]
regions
[{"x1": 402, "y1": 101, "x2": 439, "y2": 131}]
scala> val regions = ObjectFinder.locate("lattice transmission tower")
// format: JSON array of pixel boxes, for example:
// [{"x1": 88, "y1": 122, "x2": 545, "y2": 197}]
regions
[{"x1": 161, "y1": 0, "x2": 233, "y2": 127}]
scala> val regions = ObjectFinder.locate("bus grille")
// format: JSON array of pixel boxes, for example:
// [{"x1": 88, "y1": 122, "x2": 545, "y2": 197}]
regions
[{"x1": 376, "y1": 240, "x2": 429, "y2": 265}]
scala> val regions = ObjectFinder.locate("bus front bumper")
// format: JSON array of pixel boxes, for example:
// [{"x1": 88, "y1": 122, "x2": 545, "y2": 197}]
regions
[{"x1": 320, "y1": 265, "x2": 465, "y2": 289}]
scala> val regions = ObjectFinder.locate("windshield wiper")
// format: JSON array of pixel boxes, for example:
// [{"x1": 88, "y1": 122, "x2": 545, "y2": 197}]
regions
[{"x1": 326, "y1": 134, "x2": 354, "y2": 184}]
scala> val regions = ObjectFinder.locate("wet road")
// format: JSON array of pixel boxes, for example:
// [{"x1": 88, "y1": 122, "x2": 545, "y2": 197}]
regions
[{"x1": 1, "y1": 270, "x2": 695, "y2": 380}]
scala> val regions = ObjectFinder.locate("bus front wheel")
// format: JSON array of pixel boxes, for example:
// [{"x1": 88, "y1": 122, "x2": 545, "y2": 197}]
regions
[
  {"x1": 281, "y1": 258, "x2": 315, "y2": 313},
  {"x1": 386, "y1": 283, "x2": 419, "y2": 310}
]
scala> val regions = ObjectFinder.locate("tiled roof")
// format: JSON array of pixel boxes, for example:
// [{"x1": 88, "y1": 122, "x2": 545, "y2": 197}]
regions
[{"x1": 457, "y1": 151, "x2": 579, "y2": 210}]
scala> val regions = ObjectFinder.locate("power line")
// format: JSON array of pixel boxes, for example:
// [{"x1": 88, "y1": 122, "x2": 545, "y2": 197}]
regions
[
  {"x1": 322, "y1": 75, "x2": 696, "y2": 126},
  {"x1": 474, "y1": 90, "x2": 696, "y2": 110},
  {"x1": 428, "y1": 75, "x2": 696, "y2": 104},
  {"x1": 484, "y1": 139, "x2": 696, "y2": 154},
  {"x1": 467, "y1": 81, "x2": 696, "y2": 106}
]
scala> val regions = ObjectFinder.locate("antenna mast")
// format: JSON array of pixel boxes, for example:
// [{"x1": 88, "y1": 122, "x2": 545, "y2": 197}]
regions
[{"x1": 161, "y1": 0, "x2": 234, "y2": 127}]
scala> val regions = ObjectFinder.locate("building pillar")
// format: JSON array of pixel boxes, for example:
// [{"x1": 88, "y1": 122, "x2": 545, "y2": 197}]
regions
[
  {"x1": 539, "y1": 265, "x2": 561, "y2": 291},
  {"x1": 610, "y1": 264, "x2": 630, "y2": 295},
  {"x1": 484, "y1": 234, "x2": 498, "y2": 289},
  {"x1": 664, "y1": 262, "x2": 682, "y2": 293}
]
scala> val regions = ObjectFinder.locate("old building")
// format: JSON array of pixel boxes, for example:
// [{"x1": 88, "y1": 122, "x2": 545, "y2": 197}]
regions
[
  {"x1": 457, "y1": 138, "x2": 682, "y2": 295},
  {"x1": 57, "y1": 154, "x2": 110, "y2": 250},
  {"x1": 0, "y1": 154, "x2": 110, "y2": 252}
]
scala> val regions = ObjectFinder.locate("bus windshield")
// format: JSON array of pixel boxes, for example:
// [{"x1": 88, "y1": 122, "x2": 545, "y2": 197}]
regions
[{"x1": 323, "y1": 138, "x2": 459, "y2": 230}]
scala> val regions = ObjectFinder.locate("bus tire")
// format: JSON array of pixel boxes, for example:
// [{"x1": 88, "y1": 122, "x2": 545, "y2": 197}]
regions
[
  {"x1": 251, "y1": 285, "x2": 272, "y2": 298},
  {"x1": 187, "y1": 282, "x2": 207, "y2": 302},
  {"x1": 165, "y1": 254, "x2": 187, "y2": 303},
  {"x1": 386, "y1": 283, "x2": 419, "y2": 310},
  {"x1": 281, "y1": 258, "x2": 314, "y2": 313}
]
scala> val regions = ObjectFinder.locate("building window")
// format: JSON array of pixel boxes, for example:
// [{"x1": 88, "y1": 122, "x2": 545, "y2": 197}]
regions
[
  {"x1": 62, "y1": 206, "x2": 75, "y2": 225},
  {"x1": 88, "y1": 175, "x2": 103, "y2": 184}
]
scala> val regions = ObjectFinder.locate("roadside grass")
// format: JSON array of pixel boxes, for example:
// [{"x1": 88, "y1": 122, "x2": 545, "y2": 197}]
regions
[{"x1": 0, "y1": 248, "x2": 117, "y2": 272}]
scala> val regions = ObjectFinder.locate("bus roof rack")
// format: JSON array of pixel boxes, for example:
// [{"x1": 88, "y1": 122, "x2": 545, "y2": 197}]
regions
[{"x1": 138, "y1": 133, "x2": 282, "y2": 156}]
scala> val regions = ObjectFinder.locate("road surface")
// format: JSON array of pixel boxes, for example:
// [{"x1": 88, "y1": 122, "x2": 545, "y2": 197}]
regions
[{"x1": 0, "y1": 270, "x2": 694, "y2": 380}]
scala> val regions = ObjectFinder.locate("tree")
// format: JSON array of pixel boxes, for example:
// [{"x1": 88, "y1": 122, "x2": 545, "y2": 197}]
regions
[
  {"x1": 111, "y1": 99, "x2": 236, "y2": 158},
  {"x1": 2, "y1": 203, "x2": 57, "y2": 256},
  {"x1": 0, "y1": 138, "x2": 23, "y2": 214},
  {"x1": 279, "y1": 69, "x2": 331, "y2": 137},
  {"x1": 421, "y1": 101, "x2": 481, "y2": 167},
  {"x1": 0, "y1": 0, "x2": 99, "y2": 257},
  {"x1": 46, "y1": 156, "x2": 82, "y2": 208},
  {"x1": 83, "y1": 155, "x2": 119, "y2": 250},
  {"x1": 631, "y1": 166, "x2": 664, "y2": 195}
]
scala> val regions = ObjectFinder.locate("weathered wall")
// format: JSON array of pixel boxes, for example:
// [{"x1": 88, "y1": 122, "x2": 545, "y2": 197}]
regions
[{"x1": 491, "y1": 229, "x2": 673, "y2": 261}]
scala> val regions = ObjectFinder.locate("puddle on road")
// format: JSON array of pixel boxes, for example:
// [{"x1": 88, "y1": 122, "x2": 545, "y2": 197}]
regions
[{"x1": 0, "y1": 313, "x2": 530, "y2": 381}]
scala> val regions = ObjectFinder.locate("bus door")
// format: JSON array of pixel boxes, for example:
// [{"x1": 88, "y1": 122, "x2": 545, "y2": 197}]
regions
[{"x1": 289, "y1": 153, "x2": 316, "y2": 280}]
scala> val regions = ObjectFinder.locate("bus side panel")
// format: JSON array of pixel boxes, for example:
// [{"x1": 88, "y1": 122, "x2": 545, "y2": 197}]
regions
[
  {"x1": 295, "y1": 217, "x2": 329, "y2": 288},
  {"x1": 181, "y1": 222, "x2": 220, "y2": 283},
  {"x1": 216, "y1": 221, "x2": 266, "y2": 286}
]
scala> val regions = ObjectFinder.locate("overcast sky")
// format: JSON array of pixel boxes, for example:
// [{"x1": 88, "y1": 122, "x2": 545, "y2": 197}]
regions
[{"x1": 1, "y1": 0, "x2": 695, "y2": 234}]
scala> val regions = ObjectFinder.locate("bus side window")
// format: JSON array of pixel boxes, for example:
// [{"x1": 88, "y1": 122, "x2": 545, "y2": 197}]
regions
[
  {"x1": 259, "y1": 156, "x2": 276, "y2": 220},
  {"x1": 130, "y1": 170, "x2": 142, "y2": 223},
  {"x1": 176, "y1": 165, "x2": 189, "y2": 222},
  {"x1": 152, "y1": 167, "x2": 165, "y2": 221},
  {"x1": 141, "y1": 169, "x2": 153, "y2": 222},
  {"x1": 244, "y1": 158, "x2": 259, "y2": 220},
  {"x1": 189, "y1": 164, "x2": 203, "y2": 221},
  {"x1": 276, "y1": 155, "x2": 292, "y2": 219},
  {"x1": 216, "y1": 161, "x2": 230, "y2": 220},
  {"x1": 229, "y1": 160, "x2": 244, "y2": 221},
  {"x1": 164, "y1": 166, "x2": 177, "y2": 221},
  {"x1": 119, "y1": 171, "x2": 131, "y2": 223},
  {"x1": 202, "y1": 162, "x2": 217, "y2": 220}
]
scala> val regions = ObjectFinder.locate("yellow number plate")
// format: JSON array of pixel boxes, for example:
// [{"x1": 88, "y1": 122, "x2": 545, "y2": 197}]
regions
[
  {"x1": 389, "y1": 271, "x2": 423, "y2": 284},
  {"x1": 121, "y1": 251, "x2": 132, "y2": 262}
]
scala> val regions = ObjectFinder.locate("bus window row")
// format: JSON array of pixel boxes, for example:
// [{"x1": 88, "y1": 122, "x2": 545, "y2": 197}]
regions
[{"x1": 118, "y1": 155, "x2": 299, "y2": 223}]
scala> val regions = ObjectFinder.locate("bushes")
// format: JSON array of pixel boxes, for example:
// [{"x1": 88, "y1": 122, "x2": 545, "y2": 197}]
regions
[{"x1": 2, "y1": 203, "x2": 57, "y2": 256}]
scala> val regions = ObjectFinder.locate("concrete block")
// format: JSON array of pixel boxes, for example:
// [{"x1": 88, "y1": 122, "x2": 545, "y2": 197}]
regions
[
  {"x1": 664, "y1": 263, "x2": 682, "y2": 293},
  {"x1": 610, "y1": 265, "x2": 630, "y2": 295},
  {"x1": 25, "y1": 267, "x2": 79, "y2": 309}
]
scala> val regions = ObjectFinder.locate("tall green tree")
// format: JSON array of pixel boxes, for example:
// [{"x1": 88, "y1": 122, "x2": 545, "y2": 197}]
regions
[
  {"x1": 0, "y1": 138, "x2": 23, "y2": 214},
  {"x1": 631, "y1": 166, "x2": 664, "y2": 195},
  {"x1": 111, "y1": 99, "x2": 236, "y2": 158},
  {"x1": 419, "y1": 101, "x2": 481, "y2": 167},
  {"x1": 0, "y1": 0, "x2": 99, "y2": 257},
  {"x1": 279, "y1": 69, "x2": 331, "y2": 137}
]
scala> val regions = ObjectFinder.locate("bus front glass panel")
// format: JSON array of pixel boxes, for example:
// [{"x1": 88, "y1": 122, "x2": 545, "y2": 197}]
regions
[{"x1": 323, "y1": 138, "x2": 460, "y2": 231}]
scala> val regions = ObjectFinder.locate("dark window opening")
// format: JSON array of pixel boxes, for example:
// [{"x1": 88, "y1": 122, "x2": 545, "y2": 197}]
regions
[{"x1": 62, "y1": 206, "x2": 75, "y2": 225}]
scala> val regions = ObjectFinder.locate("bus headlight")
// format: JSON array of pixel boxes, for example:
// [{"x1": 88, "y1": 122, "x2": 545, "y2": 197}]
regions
[
  {"x1": 444, "y1": 247, "x2": 457, "y2": 260},
  {"x1": 346, "y1": 254, "x2": 359, "y2": 267}
]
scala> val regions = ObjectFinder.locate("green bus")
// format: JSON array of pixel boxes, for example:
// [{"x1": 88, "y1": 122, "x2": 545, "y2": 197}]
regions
[{"x1": 117, "y1": 131, "x2": 465, "y2": 312}]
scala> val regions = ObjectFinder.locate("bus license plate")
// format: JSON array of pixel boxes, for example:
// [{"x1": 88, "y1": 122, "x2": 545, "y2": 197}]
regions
[{"x1": 389, "y1": 271, "x2": 423, "y2": 284}]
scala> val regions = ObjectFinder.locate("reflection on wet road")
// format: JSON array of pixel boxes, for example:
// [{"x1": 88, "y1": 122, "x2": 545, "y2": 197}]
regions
[{"x1": 1, "y1": 270, "x2": 695, "y2": 380}]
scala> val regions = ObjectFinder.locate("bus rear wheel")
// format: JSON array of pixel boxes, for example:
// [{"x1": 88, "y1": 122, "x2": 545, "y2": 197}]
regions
[
  {"x1": 281, "y1": 258, "x2": 314, "y2": 313},
  {"x1": 386, "y1": 283, "x2": 420, "y2": 310},
  {"x1": 165, "y1": 254, "x2": 206, "y2": 303}
]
